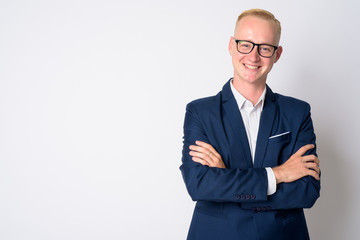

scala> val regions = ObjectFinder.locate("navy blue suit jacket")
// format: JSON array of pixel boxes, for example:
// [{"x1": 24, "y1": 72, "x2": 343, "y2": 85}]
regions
[{"x1": 180, "y1": 80, "x2": 320, "y2": 240}]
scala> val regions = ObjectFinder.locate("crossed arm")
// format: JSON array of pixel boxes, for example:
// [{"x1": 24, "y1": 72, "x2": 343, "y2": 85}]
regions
[
  {"x1": 180, "y1": 102, "x2": 321, "y2": 209},
  {"x1": 189, "y1": 141, "x2": 320, "y2": 184}
]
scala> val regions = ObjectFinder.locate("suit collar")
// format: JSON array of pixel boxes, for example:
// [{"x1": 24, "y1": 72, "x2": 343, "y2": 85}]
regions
[
  {"x1": 222, "y1": 78, "x2": 276, "y2": 103},
  {"x1": 230, "y1": 80, "x2": 266, "y2": 110},
  {"x1": 221, "y1": 79, "x2": 252, "y2": 166},
  {"x1": 222, "y1": 79, "x2": 235, "y2": 102},
  {"x1": 253, "y1": 85, "x2": 278, "y2": 167},
  {"x1": 222, "y1": 79, "x2": 278, "y2": 168}
]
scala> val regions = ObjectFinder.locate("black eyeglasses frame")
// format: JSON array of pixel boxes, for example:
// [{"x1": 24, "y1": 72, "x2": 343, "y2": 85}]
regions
[{"x1": 234, "y1": 39, "x2": 278, "y2": 58}]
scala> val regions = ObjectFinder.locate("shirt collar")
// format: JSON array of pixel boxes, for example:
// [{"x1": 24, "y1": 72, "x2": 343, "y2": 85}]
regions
[{"x1": 230, "y1": 79, "x2": 267, "y2": 112}]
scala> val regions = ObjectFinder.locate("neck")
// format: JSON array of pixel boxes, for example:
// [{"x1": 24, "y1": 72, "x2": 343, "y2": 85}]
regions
[{"x1": 232, "y1": 78, "x2": 266, "y2": 105}]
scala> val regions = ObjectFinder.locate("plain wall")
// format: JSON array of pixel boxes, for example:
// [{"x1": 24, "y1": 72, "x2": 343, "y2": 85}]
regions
[{"x1": 1, "y1": 0, "x2": 359, "y2": 239}]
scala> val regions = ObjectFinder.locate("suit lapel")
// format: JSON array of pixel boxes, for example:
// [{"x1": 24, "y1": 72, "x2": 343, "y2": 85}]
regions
[
  {"x1": 221, "y1": 80, "x2": 253, "y2": 167},
  {"x1": 253, "y1": 85, "x2": 278, "y2": 168}
]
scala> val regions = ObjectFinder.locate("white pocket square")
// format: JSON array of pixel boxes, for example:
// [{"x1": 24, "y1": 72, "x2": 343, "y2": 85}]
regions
[{"x1": 269, "y1": 131, "x2": 290, "y2": 139}]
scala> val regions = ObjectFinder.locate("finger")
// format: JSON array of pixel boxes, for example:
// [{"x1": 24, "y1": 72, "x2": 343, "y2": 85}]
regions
[
  {"x1": 189, "y1": 151, "x2": 214, "y2": 164},
  {"x1": 189, "y1": 145, "x2": 216, "y2": 161},
  {"x1": 305, "y1": 162, "x2": 320, "y2": 174},
  {"x1": 189, "y1": 145, "x2": 209, "y2": 155},
  {"x1": 315, "y1": 157, "x2": 320, "y2": 166},
  {"x1": 301, "y1": 155, "x2": 318, "y2": 163},
  {"x1": 192, "y1": 157, "x2": 210, "y2": 167},
  {"x1": 195, "y1": 141, "x2": 221, "y2": 159},
  {"x1": 302, "y1": 157, "x2": 320, "y2": 168},
  {"x1": 306, "y1": 169, "x2": 320, "y2": 181},
  {"x1": 295, "y1": 144, "x2": 315, "y2": 157}
]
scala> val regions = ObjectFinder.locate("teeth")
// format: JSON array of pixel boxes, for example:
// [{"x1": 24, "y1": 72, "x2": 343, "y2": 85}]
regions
[{"x1": 244, "y1": 64, "x2": 259, "y2": 70}]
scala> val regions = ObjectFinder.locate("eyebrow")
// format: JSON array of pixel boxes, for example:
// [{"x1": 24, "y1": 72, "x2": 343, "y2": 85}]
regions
[{"x1": 236, "y1": 39, "x2": 277, "y2": 46}]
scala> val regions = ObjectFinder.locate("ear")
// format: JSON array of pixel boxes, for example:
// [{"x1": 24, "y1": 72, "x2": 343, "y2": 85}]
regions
[
  {"x1": 274, "y1": 46, "x2": 283, "y2": 63},
  {"x1": 228, "y1": 36, "x2": 234, "y2": 55}
]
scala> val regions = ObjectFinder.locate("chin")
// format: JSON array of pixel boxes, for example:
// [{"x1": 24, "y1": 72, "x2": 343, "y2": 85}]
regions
[{"x1": 243, "y1": 76, "x2": 263, "y2": 83}]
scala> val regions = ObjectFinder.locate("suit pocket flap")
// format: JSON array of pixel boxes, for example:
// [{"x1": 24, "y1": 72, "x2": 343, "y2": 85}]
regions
[{"x1": 269, "y1": 131, "x2": 291, "y2": 144}]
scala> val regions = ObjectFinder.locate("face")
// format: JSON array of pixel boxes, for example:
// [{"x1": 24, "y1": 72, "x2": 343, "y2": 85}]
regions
[{"x1": 229, "y1": 16, "x2": 282, "y2": 87}]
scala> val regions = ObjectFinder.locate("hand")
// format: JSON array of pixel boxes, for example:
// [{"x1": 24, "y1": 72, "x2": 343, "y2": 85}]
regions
[
  {"x1": 189, "y1": 141, "x2": 226, "y2": 168},
  {"x1": 273, "y1": 144, "x2": 320, "y2": 184}
]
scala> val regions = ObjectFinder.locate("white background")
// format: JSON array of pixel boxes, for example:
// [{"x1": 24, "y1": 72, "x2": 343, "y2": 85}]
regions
[{"x1": 1, "y1": 0, "x2": 359, "y2": 239}]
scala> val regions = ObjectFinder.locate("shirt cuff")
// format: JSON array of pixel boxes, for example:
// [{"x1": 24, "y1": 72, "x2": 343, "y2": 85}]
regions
[{"x1": 266, "y1": 167, "x2": 277, "y2": 195}]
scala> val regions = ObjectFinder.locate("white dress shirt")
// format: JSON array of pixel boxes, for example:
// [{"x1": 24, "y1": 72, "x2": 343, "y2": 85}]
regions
[{"x1": 230, "y1": 81, "x2": 276, "y2": 195}]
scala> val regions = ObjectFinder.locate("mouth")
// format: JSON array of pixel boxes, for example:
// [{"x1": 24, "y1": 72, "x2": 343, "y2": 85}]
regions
[{"x1": 243, "y1": 64, "x2": 260, "y2": 70}]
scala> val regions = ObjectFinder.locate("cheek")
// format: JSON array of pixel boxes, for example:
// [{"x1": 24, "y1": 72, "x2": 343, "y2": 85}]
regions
[
  {"x1": 232, "y1": 56, "x2": 245, "y2": 70},
  {"x1": 262, "y1": 60, "x2": 275, "y2": 70},
  {"x1": 232, "y1": 52, "x2": 246, "y2": 63}
]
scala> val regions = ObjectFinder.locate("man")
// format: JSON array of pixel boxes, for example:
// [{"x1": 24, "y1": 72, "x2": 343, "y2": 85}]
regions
[{"x1": 180, "y1": 9, "x2": 320, "y2": 240}]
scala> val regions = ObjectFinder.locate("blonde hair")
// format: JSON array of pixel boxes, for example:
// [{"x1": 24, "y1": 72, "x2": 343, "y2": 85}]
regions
[{"x1": 235, "y1": 9, "x2": 281, "y2": 39}]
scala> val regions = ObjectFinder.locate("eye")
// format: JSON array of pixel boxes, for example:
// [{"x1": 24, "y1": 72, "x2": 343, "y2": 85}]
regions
[
  {"x1": 260, "y1": 46, "x2": 271, "y2": 52},
  {"x1": 240, "y1": 43, "x2": 251, "y2": 48}
]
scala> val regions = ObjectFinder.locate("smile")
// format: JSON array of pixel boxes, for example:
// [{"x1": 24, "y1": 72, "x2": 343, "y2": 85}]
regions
[{"x1": 244, "y1": 64, "x2": 260, "y2": 70}]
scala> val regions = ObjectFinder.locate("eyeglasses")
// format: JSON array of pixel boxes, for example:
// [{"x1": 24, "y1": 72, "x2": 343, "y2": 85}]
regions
[{"x1": 234, "y1": 39, "x2": 278, "y2": 58}]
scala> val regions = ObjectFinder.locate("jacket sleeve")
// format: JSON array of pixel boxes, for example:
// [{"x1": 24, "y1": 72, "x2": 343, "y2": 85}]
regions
[
  {"x1": 179, "y1": 102, "x2": 269, "y2": 203},
  {"x1": 241, "y1": 103, "x2": 321, "y2": 210}
]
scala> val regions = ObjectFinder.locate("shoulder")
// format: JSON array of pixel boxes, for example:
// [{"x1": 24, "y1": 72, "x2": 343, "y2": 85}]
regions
[
  {"x1": 186, "y1": 92, "x2": 222, "y2": 113},
  {"x1": 273, "y1": 92, "x2": 312, "y2": 119},
  {"x1": 275, "y1": 93, "x2": 310, "y2": 108},
  {"x1": 185, "y1": 79, "x2": 233, "y2": 114},
  {"x1": 275, "y1": 93, "x2": 309, "y2": 106}
]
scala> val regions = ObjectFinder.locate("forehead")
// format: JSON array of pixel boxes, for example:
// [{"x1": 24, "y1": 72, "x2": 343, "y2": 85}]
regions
[{"x1": 235, "y1": 16, "x2": 279, "y2": 44}]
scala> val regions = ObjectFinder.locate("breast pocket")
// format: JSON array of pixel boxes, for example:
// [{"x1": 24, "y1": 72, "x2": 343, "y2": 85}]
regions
[
  {"x1": 269, "y1": 131, "x2": 291, "y2": 144},
  {"x1": 266, "y1": 132, "x2": 292, "y2": 165}
]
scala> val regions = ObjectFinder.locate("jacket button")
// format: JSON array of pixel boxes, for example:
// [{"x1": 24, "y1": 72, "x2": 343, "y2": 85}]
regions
[
  {"x1": 235, "y1": 194, "x2": 240, "y2": 199},
  {"x1": 241, "y1": 195, "x2": 245, "y2": 199},
  {"x1": 251, "y1": 195, "x2": 256, "y2": 199},
  {"x1": 246, "y1": 195, "x2": 250, "y2": 199}
]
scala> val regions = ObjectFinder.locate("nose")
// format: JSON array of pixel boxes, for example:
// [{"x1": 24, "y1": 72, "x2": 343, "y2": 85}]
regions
[{"x1": 248, "y1": 45, "x2": 261, "y2": 62}]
